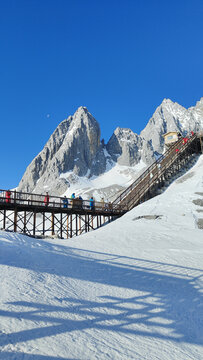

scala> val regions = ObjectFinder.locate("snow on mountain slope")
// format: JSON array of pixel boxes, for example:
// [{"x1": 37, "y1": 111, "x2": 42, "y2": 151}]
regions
[
  {"x1": 17, "y1": 98, "x2": 203, "y2": 199},
  {"x1": 0, "y1": 156, "x2": 203, "y2": 360},
  {"x1": 140, "y1": 97, "x2": 203, "y2": 154},
  {"x1": 61, "y1": 159, "x2": 147, "y2": 201}
]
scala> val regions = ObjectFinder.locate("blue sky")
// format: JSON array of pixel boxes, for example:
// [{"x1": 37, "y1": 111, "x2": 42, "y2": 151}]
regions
[{"x1": 1, "y1": 0, "x2": 203, "y2": 189}]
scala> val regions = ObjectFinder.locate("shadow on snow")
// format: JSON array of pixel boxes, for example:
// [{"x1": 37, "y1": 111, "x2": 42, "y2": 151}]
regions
[
  {"x1": 0, "y1": 353, "x2": 74, "y2": 360},
  {"x1": 0, "y1": 233, "x2": 203, "y2": 350}
]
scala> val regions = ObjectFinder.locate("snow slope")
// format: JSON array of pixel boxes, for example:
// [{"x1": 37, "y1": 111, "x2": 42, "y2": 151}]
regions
[
  {"x1": 61, "y1": 160, "x2": 146, "y2": 202},
  {"x1": 0, "y1": 156, "x2": 203, "y2": 360}
]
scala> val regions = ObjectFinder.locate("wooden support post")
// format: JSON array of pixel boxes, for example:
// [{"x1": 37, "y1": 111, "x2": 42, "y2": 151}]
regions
[
  {"x1": 33, "y1": 211, "x2": 36, "y2": 236},
  {"x1": 75, "y1": 214, "x2": 78, "y2": 236},
  {"x1": 14, "y1": 208, "x2": 17, "y2": 232},
  {"x1": 70, "y1": 214, "x2": 72, "y2": 238},
  {"x1": 79, "y1": 216, "x2": 81, "y2": 234},
  {"x1": 97, "y1": 215, "x2": 99, "y2": 228},
  {"x1": 14, "y1": 190, "x2": 16, "y2": 205},
  {"x1": 88, "y1": 214, "x2": 90, "y2": 232},
  {"x1": 43, "y1": 212, "x2": 45, "y2": 235},
  {"x1": 24, "y1": 211, "x2": 26, "y2": 233},
  {"x1": 3, "y1": 210, "x2": 6, "y2": 230},
  {"x1": 67, "y1": 215, "x2": 69, "y2": 239},
  {"x1": 60, "y1": 213, "x2": 63, "y2": 239},
  {"x1": 85, "y1": 214, "x2": 88, "y2": 233},
  {"x1": 51, "y1": 212, "x2": 55, "y2": 235},
  {"x1": 91, "y1": 215, "x2": 93, "y2": 229}
]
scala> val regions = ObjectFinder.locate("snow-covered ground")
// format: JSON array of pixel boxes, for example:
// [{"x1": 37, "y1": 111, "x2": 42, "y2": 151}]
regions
[
  {"x1": 60, "y1": 160, "x2": 147, "y2": 202},
  {"x1": 0, "y1": 156, "x2": 203, "y2": 360}
]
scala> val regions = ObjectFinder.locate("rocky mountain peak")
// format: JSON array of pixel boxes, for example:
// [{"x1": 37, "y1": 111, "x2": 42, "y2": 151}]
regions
[
  {"x1": 161, "y1": 98, "x2": 174, "y2": 106},
  {"x1": 18, "y1": 98, "x2": 203, "y2": 198},
  {"x1": 197, "y1": 97, "x2": 203, "y2": 104},
  {"x1": 70, "y1": 106, "x2": 101, "y2": 143},
  {"x1": 18, "y1": 106, "x2": 101, "y2": 195},
  {"x1": 77, "y1": 105, "x2": 88, "y2": 111},
  {"x1": 193, "y1": 97, "x2": 203, "y2": 111},
  {"x1": 73, "y1": 106, "x2": 89, "y2": 121}
]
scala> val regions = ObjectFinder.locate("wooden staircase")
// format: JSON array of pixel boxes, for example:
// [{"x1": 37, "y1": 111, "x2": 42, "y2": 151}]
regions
[{"x1": 112, "y1": 134, "x2": 201, "y2": 211}]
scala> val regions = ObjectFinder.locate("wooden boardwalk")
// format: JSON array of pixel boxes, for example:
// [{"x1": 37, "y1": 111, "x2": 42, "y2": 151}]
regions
[
  {"x1": 0, "y1": 133, "x2": 202, "y2": 239},
  {"x1": 112, "y1": 133, "x2": 202, "y2": 210},
  {"x1": 0, "y1": 190, "x2": 127, "y2": 238}
]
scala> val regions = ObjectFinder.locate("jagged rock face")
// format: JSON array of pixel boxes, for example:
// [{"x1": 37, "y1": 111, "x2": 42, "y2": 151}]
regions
[
  {"x1": 18, "y1": 107, "x2": 101, "y2": 194},
  {"x1": 18, "y1": 98, "x2": 203, "y2": 197},
  {"x1": 140, "y1": 99, "x2": 183, "y2": 154},
  {"x1": 187, "y1": 97, "x2": 203, "y2": 131},
  {"x1": 106, "y1": 127, "x2": 142, "y2": 166},
  {"x1": 89, "y1": 145, "x2": 113, "y2": 177},
  {"x1": 140, "y1": 98, "x2": 203, "y2": 154},
  {"x1": 140, "y1": 138, "x2": 155, "y2": 165},
  {"x1": 56, "y1": 106, "x2": 101, "y2": 175},
  {"x1": 18, "y1": 118, "x2": 72, "y2": 193}
]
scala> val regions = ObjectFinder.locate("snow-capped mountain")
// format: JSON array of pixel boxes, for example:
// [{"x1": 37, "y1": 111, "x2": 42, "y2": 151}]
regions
[
  {"x1": 18, "y1": 106, "x2": 103, "y2": 195},
  {"x1": 18, "y1": 98, "x2": 203, "y2": 199},
  {"x1": 140, "y1": 98, "x2": 203, "y2": 154}
]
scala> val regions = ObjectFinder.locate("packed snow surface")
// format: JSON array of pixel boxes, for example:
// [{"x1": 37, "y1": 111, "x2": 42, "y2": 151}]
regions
[{"x1": 0, "y1": 156, "x2": 203, "y2": 359}]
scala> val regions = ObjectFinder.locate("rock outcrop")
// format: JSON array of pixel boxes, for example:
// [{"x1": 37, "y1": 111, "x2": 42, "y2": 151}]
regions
[
  {"x1": 18, "y1": 107, "x2": 101, "y2": 194},
  {"x1": 18, "y1": 98, "x2": 203, "y2": 197}
]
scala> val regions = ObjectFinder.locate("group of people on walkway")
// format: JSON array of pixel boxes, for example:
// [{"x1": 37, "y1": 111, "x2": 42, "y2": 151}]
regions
[
  {"x1": 4, "y1": 190, "x2": 113, "y2": 213},
  {"x1": 69, "y1": 193, "x2": 94, "y2": 210},
  {"x1": 43, "y1": 192, "x2": 95, "y2": 210},
  {"x1": 61, "y1": 193, "x2": 112, "y2": 211},
  {"x1": 69, "y1": 193, "x2": 83, "y2": 209}
]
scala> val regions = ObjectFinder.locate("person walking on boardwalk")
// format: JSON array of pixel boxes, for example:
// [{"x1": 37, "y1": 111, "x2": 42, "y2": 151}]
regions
[
  {"x1": 70, "y1": 193, "x2": 75, "y2": 208},
  {"x1": 108, "y1": 201, "x2": 113, "y2": 212},
  {"x1": 44, "y1": 192, "x2": 49, "y2": 206},
  {"x1": 62, "y1": 196, "x2": 68, "y2": 208},
  {"x1": 5, "y1": 190, "x2": 11, "y2": 203},
  {"x1": 183, "y1": 137, "x2": 188, "y2": 144},
  {"x1": 78, "y1": 196, "x2": 83, "y2": 209},
  {"x1": 100, "y1": 197, "x2": 105, "y2": 209},
  {"x1": 89, "y1": 196, "x2": 95, "y2": 211}
]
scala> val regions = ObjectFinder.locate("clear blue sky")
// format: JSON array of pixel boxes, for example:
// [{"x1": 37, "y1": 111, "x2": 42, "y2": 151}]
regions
[{"x1": 1, "y1": 0, "x2": 203, "y2": 189}]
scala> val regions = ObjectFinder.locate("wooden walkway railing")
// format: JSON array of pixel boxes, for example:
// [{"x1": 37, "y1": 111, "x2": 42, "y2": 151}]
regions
[
  {"x1": 112, "y1": 133, "x2": 201, "y2": 210},
  {"x1": 0, "y1": 189, "x2": 128, "y2": 238},
  {"x1": 0, "y1": 190, "x2": 128, "y2": 216},
  {"x1": 0, "y1": 133, "x2": 201, "y2": 238}
]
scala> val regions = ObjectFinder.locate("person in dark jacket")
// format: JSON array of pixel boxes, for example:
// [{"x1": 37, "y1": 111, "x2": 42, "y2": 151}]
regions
[
  {"x1": 62, "y1": 196, "x2": 68, "y2": 208},
  {"x1": 78, "y1": 196, "x2": 83, "y2": 209}
]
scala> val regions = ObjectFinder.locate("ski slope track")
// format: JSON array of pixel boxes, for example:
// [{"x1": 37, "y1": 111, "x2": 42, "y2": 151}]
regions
[{"x1": 0, "y1": 156, "x2": 203, "y2": 359}]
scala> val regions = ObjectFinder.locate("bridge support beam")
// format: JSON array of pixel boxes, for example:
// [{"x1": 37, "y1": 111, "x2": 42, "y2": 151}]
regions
[{"x1": 0, "y1": 208, "x2": 118, "y2": 239}]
